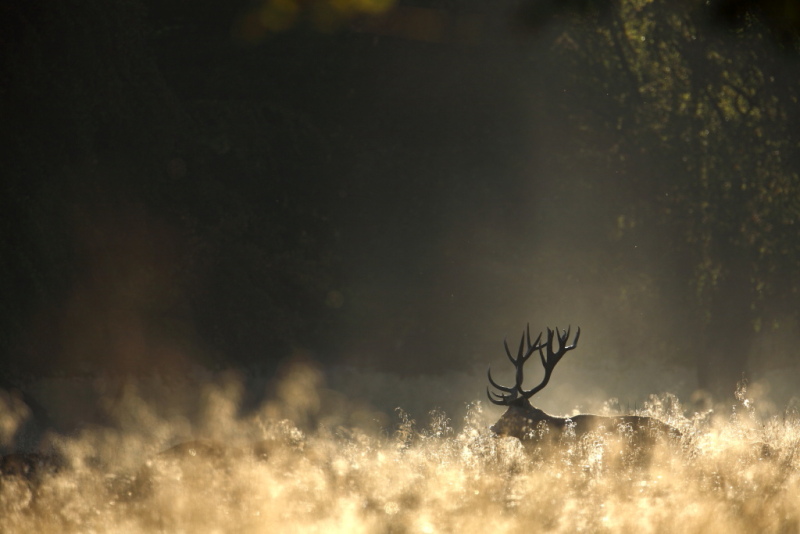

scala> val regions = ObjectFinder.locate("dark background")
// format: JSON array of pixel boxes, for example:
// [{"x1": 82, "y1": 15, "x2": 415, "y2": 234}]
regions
[{"x1": 2, "y1": 0, "x2": 800, "y2": 433}]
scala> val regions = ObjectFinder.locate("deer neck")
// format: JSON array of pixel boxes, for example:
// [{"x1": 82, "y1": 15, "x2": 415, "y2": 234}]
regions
[{"x1": 511, "y1": 398, "x2": 554, "y2": 419}]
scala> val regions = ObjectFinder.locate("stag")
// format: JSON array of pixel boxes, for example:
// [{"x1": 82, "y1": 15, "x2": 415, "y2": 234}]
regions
[{"x1": 487, "y1": 325, "x2": 679, "y2": 443}]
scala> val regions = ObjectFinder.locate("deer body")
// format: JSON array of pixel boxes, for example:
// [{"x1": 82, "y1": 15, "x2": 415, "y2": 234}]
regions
[
  {"x1": 487, "y1": 325, "x2": 679, "y2": 443},
  {"x1": 491, "y1": 399, "x2": 678, "y2": 442}
]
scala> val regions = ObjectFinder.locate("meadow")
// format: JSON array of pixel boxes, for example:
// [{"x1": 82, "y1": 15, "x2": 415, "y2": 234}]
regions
[{"x1": 1, "y1": 368, "x2": 798, "y2": 534}]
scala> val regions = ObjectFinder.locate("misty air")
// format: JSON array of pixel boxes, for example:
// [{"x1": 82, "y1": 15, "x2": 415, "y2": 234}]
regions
[{"x1": 2, "y1": 0, "x2": 800, "y2": 532}]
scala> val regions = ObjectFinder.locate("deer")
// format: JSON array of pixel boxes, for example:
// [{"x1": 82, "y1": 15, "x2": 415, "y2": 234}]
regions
[{"x1": 487, "y1": 325, "x2": 680, "y2": 444}]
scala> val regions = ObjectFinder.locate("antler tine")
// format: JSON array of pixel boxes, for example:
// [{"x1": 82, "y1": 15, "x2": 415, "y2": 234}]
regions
[
  {"x1": 526, "y1": 323, "x2": 532, "y2": 353},
  {"x1": 533, "y1": 330, "x2": 543, "y2": 348},
  {"x1": 537, "y1": 327, "x2": 553, "y2": 367},
  {"x1": 521, "y1": 324, "x2": 542, "y2": 363},
  {"x1": 486, "y1": 387, "x2": 511, "y2": 405},
  {"x1": 487, "y1": 366, "x2": 514, "y2": 393},
  {"x1": 552, "y1": 326, "x2": 567, "y2": 365},
  {"x1": 503, "y1": 338, "x2": 516, "y2": 365},
  {"x1": 513, "y1": 329, "x2": 526, "y2": 393},
  {"x1": 568, "y1": 326, "x2": 581, "y2": 349},
  {"x1": 554, "y1": 326, "x2": 580, "y2": 356}
]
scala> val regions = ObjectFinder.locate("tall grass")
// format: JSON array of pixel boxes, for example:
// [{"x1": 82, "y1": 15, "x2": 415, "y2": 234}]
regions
[{"x1": 1, "y1": 375, "x2": 798, "y2": 533}]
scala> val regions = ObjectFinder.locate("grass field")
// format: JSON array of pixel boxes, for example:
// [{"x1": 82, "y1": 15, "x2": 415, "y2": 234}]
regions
[{"x1": 1, "y1": 373, "x2": 799, "y2": 533}]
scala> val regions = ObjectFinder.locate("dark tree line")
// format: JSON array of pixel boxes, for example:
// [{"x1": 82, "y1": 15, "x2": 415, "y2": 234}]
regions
[
  {"x1": 0, "y1": 0, "x2": 341, "y2": 379},
  {"x1": 527, "y1": 0, "x2": 800, "y2": 394}
]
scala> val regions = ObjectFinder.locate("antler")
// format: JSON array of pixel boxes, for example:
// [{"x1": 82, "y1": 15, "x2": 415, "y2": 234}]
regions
[
  {"x1": 487, "y1": 325, "x2": 580, "y2": 406},
  {"x1": 486, "y1": 324, "x2": 542, "y2": 405}
]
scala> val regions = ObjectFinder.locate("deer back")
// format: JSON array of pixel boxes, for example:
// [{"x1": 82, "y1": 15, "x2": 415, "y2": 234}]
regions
[{"x1": 491, "y1": 400, "x2": 680, "y2": 443}]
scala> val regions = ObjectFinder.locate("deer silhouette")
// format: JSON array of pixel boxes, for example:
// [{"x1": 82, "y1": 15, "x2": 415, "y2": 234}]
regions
[{"x1": 487, "y1": 325, "x2": 679, "y2": 442}]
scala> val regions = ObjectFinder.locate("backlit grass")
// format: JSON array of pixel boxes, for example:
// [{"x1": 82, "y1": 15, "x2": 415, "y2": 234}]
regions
[{"x1": 1, "y1": 373, "x2": 798, "y2": 533}]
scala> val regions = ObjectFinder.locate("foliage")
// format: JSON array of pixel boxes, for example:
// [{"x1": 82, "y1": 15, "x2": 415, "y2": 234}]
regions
[{"x1": 534, "y1": 0, "x2": 800, "y2": 387}]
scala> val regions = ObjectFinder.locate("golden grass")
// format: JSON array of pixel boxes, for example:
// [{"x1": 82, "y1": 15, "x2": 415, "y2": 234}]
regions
[{"x1": 1, "y1": 378, "x2": 799, "y2": 533}]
